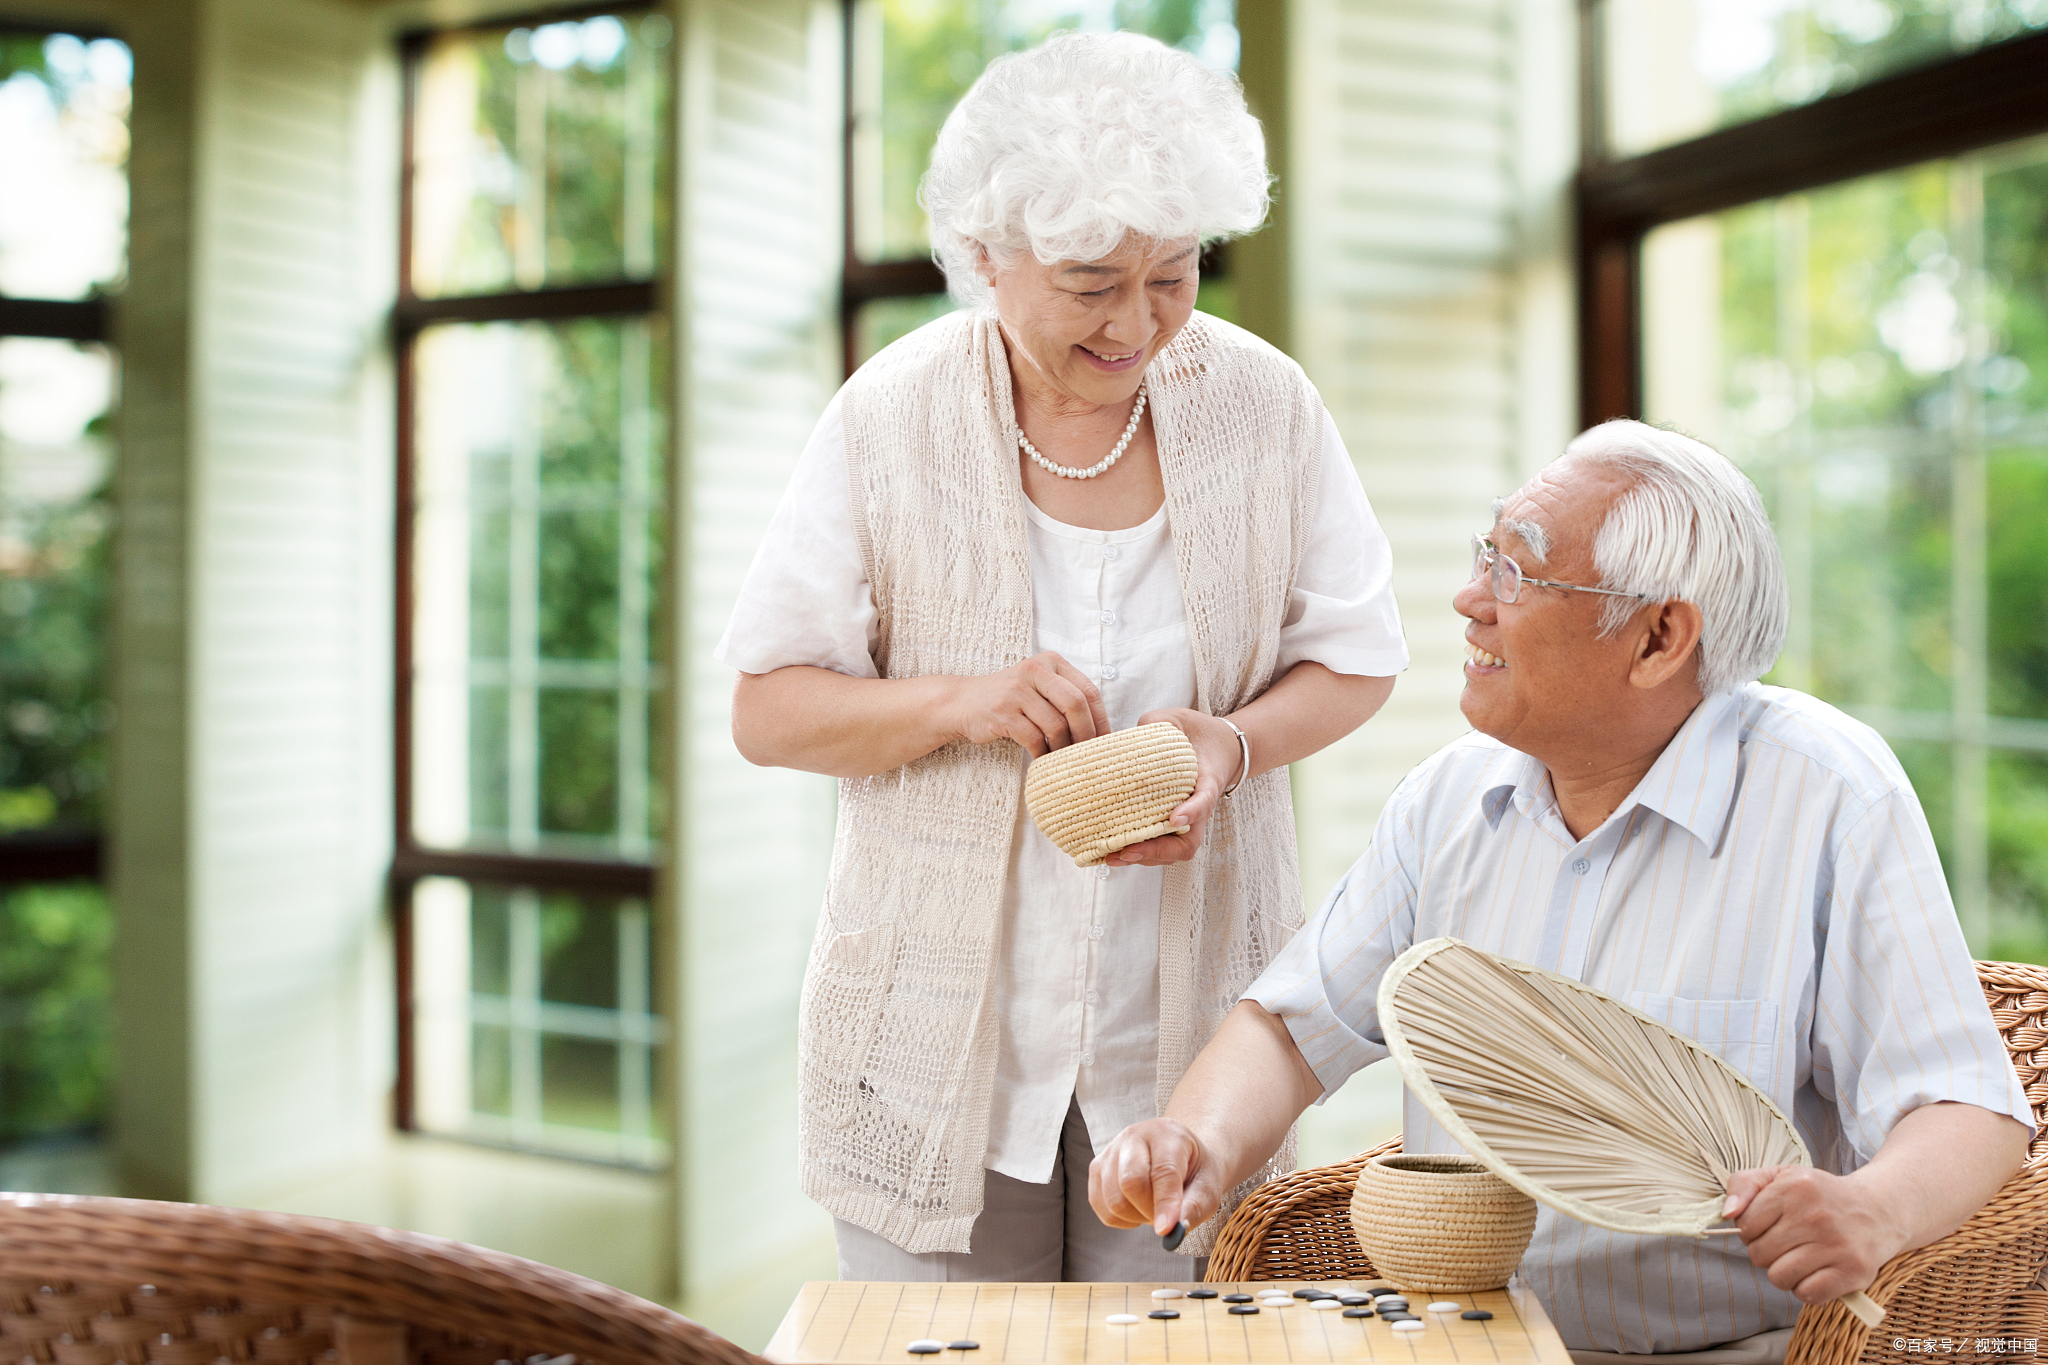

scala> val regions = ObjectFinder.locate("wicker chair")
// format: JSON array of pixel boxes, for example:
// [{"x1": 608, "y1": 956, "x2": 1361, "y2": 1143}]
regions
[
  {"x1": 1206, "y1": 959, "x2": 2048, "y2": 1365},
  {"x1": 0, "y1": 1192, "x2": 767, "y2": 1365}
]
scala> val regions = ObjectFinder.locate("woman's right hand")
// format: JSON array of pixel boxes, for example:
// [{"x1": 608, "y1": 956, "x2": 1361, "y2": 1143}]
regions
[{"x1": 946, "y1": 651, "x2": 1109, "y2": 757}]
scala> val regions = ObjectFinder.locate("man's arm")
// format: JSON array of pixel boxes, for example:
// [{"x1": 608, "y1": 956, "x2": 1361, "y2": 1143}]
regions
[
  {"x1": 1724, "y1": 1100, "x2": 2030, "y2": 1303},
  {"x1": 1088, "y1": 1001, "x2": 1325, "y2": 1236}
]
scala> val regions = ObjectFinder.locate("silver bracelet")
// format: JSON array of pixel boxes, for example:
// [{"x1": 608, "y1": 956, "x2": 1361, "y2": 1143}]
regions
[{"x1": 1219, "y1": 719, "x2": 1251, "y2": 800}]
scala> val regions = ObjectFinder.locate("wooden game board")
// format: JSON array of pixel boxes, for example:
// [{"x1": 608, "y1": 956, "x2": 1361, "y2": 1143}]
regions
[{"x1": 765, "y1": 1283, "x2": 1574, "y2": 1365}]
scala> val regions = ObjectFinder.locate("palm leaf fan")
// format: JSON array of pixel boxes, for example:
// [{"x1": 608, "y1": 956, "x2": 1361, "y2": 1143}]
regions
[{"x1": 1377, "y1": 936, "x2": 1884, "y2": 1328}]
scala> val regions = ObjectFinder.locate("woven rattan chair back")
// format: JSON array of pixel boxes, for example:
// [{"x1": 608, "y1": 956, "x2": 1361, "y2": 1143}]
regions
[
  {"x1": 1206, "y1": 960, "x2": 2048, "y2": 1365},
  {"x1": 0, "y1": 1193, "x2": 766, "y2": 1365}
]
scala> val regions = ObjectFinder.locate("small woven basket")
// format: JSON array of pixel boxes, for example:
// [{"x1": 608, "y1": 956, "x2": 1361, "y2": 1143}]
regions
[
  {"x1": 1023, "y1": 722, "x2": 1200, "y2": 867},
  {"x1": 1349, "y1": 1152, "x2": 1538, "y2": 1292}
]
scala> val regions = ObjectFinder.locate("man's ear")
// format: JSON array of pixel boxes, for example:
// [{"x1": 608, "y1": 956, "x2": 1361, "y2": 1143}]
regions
[{"x1": 1630, "y1": 598, "x2": 1705, "y2": 692}]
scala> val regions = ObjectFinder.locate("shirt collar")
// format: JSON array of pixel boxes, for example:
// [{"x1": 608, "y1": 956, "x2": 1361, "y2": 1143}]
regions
[{"x1": 1477, "y1": 688, "x2": 1747, "y2": 848}]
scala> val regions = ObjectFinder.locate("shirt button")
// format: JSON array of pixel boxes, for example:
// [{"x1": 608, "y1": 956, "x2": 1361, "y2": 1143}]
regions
[
  {"x1": 1085, "y1": 990, "x2": 1098, "y2": 1004},
  {"x1": 1572, "y1": 858, "x2": 1590, "y2": 875},
  {"x1": 1088, "y1": 925, "x2": 1104, "y2": 940},
  {"x1": 1080, "y1": 1051, "x2": 1095, "y2": 1066},
  {"x1": 1099, "y1": 610, "x2": 1115, "y2": 625},
  {"x1": 1102, "y1": 545, "x2": 1119, "y2": 560},
  {"x1": 1101, "y1": 665, "x2": 1119, "y2": 681}
]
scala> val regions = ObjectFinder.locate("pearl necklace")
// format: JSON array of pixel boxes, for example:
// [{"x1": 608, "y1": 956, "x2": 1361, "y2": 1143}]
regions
[{"x1": 1019, "y1": 383, "x2": 1148, "y2": 480}]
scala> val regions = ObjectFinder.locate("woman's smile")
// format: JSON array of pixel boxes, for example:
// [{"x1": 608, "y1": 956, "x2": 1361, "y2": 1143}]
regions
[{"x1": 1079, "y1": 343, "x2": 1146, "y2": 372}]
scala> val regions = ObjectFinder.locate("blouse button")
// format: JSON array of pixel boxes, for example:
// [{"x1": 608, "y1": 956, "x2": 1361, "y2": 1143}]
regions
[
  {"x1": 1099, "y1": 610, "x2": 1115, "y2": 625},
  {"x1": 1088, "y1": 926, "x2": 1104, "y2": 940},
  {"x1": 1085, "y1": 990, "x2": 1098, "y2": 1004},
  {"x1": 1101, "y1": 665, "x2": 1119, "y2": 681},
  {"x1": 1080, "y1": 1051, "x2": 1096, "y2": 1066},
  {"x1": 1102, "y1": 545, "x2": 1119, "y2": 560}
]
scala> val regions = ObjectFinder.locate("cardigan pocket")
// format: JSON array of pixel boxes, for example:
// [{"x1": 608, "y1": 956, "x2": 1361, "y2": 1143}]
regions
[{"x1": 801, "y1": 911, "x2": 899, "y2": 1131}]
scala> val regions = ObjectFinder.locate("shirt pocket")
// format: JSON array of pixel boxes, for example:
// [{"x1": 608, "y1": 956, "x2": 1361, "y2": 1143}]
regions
[{"x1": 1623, "y1": 992, "x2": 1785, "y2": 1104}]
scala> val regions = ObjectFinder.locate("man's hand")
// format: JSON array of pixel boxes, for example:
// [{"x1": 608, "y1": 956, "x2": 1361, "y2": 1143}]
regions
[
  {"x1": 1722, "y1": 1166, "x2": 1906, "y2": 1303},
  {"x1": 1089, "y1": 1118, "x2": 1225, "y2": 1236}
]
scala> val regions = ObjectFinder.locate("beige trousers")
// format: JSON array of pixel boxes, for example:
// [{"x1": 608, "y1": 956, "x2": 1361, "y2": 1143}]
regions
[{"x1": 834, "y1": 1097, "x2": 1210, "y2": 1282}]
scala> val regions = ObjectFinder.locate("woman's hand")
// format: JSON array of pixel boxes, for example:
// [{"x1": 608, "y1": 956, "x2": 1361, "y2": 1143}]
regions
[
  {"x1": 1106, "y1": 708, "x2": 1243, "y2": 866},
  {"x1": 944, "y1": 651, "x2": 1109, "y2": 757}
]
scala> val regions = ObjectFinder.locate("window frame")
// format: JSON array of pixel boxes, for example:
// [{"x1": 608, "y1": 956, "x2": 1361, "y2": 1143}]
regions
[
  {"x1": 390, "y1": 1, "x2": 665, "y2": 1136},
  {"x1": 0, "y1": 18, "x2": 123, "y2": 891},
  {"x1": 1573, "y1": 11, "x2": 2048, "y2": 951},
  {"x1": 1574, "y1": 11, "x2": 2048, "y2": 427}
]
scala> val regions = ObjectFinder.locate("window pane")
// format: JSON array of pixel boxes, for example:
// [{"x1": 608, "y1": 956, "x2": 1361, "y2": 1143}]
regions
[
  {"x1": 0, "y1": 34, "x2": 130, "y2": 299},
  {"x1": 1, "y1": 339, "x2": 115, "y2": 836},
  {"x1": 850, "y1": 0, "x2": 1240, "y2": 263},
  {"x1": 1602, "y1": 2, "x2": 2048, "y2": 158},
  {"x1": 411, "y1": 317, "x2": 666, "y2": 859},
  {"x1": 1984, "y1": 155, "x2": 2048, "y2": 724},
  {"x1": 0, "y1": 881, "x2": 111, "y2": 1143},
  {"x1": 409, "y1": 12, "x2": 671, "y2": 296},
  {"x1": 855, "y1": 294, "x2": 960, "y2": 366},
  {"x1": 1642, "y1": 135, "x2": 2048, "y2": 960},
  {"x1": 412, "y1": 878, "x2": 664, "y2": 1164}
]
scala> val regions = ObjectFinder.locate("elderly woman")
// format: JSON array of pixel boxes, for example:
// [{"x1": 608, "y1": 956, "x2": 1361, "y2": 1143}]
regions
[{"x1": 716, "y1": 32, "x2": 1407, "y2": 1281}]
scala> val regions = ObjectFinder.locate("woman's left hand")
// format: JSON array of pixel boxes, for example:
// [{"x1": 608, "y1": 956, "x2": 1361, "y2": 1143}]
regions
[{"x1": 1105, "y1": 708, "x2": 1244, "y2": 866}]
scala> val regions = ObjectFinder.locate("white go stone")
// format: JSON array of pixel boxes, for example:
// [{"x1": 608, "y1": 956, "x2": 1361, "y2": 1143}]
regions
[
  {"x1": 1393, "y1": 1321, "x2": 1426, "y2": 1333},
  {"x1": 907, "y1": 1341, "x2": 946, "y2": 1353},
  {"x1": 1427, "y1": 1302, "x2": 1461, "y2": 1313},
  {"x1": 1106, "y1": 1315, "x2": 1141, "y2": 1326},
  {"x1": 1151, "y1": 1289, "x2": 1184, "y2": 1299},
  {"x1": 1309, "y1": 1299, "x2": 1343, "y2": 1310}
]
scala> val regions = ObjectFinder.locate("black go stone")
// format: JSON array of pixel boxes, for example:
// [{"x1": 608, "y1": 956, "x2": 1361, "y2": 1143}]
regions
[
  {"x1": 1222, "y1": 1294, "x2": 1253, "y2": 1303},
  {"x1": 948, "y1": 1343, "x2": 980, "y2": 1350},
  {"x1": 1148, "y1": 1311, "x2": 1180, "y2": 1320},
  {"x1": 1227, "y1": 1305, "x2": 1260, "y2": 1315},
  {"x1": 1161, "y1": 1221, "x2": 1188, "y2": 1253},
  {"x1": 1369, "y1": 1288, "x2": 1401, "y2": 1299},
  {"x1": 1338, "y1": 1296, "x2": 1370, "y2": 1306},
  {"x1": 1462, "y1": 1311, "x2": 1494, "y2": 1322},
  {"x1": 1187, "y1": 1290, "x2": 1218, "y2": 1300},
  {"x1": 1291, "y1": 1290, "x2": 1319, "y2": 1299},
  {"x1": 1342, "y1": 1308, "x2": 1374, "y2": 1319}
]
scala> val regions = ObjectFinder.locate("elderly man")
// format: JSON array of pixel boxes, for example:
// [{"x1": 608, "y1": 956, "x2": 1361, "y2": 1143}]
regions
[{"x1": 1089, "y1": 421, "x2": 2031, "y2": 1360}]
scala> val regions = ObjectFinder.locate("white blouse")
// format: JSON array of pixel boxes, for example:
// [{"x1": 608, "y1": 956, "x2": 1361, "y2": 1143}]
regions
[{"x1": 717, "y1": 392, "x2": 1408, "y2": 1185}]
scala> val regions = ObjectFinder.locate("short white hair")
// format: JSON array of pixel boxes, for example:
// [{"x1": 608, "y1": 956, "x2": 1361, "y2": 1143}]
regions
[
  {"x1": 1562, "y1": 420, "x2": 1789, "y2": 696},
  {"x1": 920, "y1": 31, "x2": 1270, "y2": 307}
]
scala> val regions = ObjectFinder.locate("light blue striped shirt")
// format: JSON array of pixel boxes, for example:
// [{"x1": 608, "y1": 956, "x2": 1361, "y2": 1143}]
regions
[{"x1": 1249, "y1": 683, "x2": 2031, "y2": 1353}]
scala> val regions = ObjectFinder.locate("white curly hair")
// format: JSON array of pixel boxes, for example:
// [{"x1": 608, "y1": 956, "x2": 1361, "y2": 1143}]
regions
[{"x1": 919, "y1": 31, "x2": 1271, "y2": 307}]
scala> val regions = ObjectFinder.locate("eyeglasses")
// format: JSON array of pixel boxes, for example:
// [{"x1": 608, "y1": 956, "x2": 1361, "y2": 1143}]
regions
[{"x1": 1470, "y1": 533, "x2": 1651, "y2": 605}]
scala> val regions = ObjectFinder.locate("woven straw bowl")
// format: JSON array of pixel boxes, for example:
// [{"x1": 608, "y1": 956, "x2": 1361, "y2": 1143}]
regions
[
  {"x1": 1349, "y1": 1152, "x2": 1538, "y2": 1292},
  {"x1": 1023, "y1": 721, "x2": 1200, "y2": 867}
]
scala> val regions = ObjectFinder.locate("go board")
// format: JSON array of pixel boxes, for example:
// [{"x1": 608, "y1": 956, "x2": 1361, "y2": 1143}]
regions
[{"x1": 765, "y1": 1283, "x2": 1573, "y2": 1365}]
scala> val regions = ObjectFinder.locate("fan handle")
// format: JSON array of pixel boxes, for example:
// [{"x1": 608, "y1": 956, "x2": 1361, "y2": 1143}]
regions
[{"x1": 1839, "y1": 1291, "x2": 1885, "y2": 1328}]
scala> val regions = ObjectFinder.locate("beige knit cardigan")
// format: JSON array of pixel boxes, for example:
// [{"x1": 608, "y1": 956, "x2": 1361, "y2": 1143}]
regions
[{"x1": 797, "y1": 307, "x2": 1323, "y2": 1256}]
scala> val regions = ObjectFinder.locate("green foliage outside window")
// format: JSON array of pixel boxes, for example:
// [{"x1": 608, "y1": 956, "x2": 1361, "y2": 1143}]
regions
[
  {"x1": 1690, "y1": 145, "x2": 2048, "y2": 963},
  {"x1": 0, "y1": 466, "x2": 110, "y2": 835},
  {"x1": 0, "y1": 882, "x2": 111, "y2": 1143}
]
